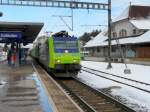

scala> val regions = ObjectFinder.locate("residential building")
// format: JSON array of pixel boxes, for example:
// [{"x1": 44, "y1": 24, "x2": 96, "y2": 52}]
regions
[{"x1": 83, "y1": 4, "x2": 150, "y2": 63}]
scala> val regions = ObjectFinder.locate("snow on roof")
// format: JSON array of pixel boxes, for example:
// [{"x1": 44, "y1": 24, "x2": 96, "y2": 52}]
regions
[
  {"x1": 84, "y1": 32, "x2": 108, "y2": 47},
  {"x1": 113, "y1": 6, "x2": 129, "y2": 22},
  {"x1": 130, "y1": 19, "x2": 150, "y2": 29},
  {"x1": 130, "y1": 1, "x2": 150, "y2": 6},
  {"x1": 101, "y1": 28, "x2": 108, "y2": 35},
  {"x1": 113, "y1": 3, "x2": 150, "y2": 23},
  {"x1": 113, "y1": 30, "x2": 150, "y2": 45},
  {"x1": 84, "y1": 30, "x2": 150, "y2": 47}
]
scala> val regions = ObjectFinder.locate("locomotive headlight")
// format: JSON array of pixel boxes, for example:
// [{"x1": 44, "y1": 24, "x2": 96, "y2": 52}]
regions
[
  {"x1": 57, "y1": 60, "x2": 60, "y2": 63},
  {"x1": 73, "y1": 60, "x2": 77, "y2": 62},
  {"x1": 65, "y1": 50, "x2": 68, "y2": 53},
  {"x1": 55, "y1": 60, "x2": 60, "y2": 63}
]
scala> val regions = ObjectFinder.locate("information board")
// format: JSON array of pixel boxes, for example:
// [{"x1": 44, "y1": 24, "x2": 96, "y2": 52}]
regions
[{"x1": 0, "y1": 31, "x2": 22, "y2": 39}]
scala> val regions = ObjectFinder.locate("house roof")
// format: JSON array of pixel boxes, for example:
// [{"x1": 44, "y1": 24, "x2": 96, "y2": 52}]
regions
[
  {"x1": 114, "y1": 6, "x2": 129, "y2": 22},
  {"x1": 84, "y1": 32, "x2": 108, "y2": 47},
  {"x1": 111, "y1": 30, "x2": 150, "y2": 45},
  {"x1": 84, "y1": 4, "x2": 150, "y2": 48},
  {"x1": 130, "y1": 19, "x2": 150, "y2": 29},
  {"x1": 113, "y1": 5, "x2": 150, "y2": 23},
  {"x1": 84, "y1": 30, "x2": 150, "y2": 48}
]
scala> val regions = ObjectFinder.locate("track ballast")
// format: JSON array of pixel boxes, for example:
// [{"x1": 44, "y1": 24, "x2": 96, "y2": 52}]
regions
[{"x1": 57, "y1": 77, "x2": 136, "y2": 112}]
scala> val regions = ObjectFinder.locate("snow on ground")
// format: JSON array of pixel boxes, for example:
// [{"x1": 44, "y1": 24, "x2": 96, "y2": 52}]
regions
[
  {"x1": 77, "y1": 61, "x2": 150, "y2": 111},
  {"x1": 81, "y1": 61, "x2": 150, "y2": 84}
]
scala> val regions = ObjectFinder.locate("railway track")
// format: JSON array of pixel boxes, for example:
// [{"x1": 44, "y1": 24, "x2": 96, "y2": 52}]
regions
[
  {"x1": 82, "y1": 66, "x2": 150, "y2": 86},
  {"x1": 81, "y1": 66, "x2": 150, "y2": 93},
  {"x1": 57, "y1": 77, "x2": 136, "y2": 112},
  {"x1": 36, "y1": 61, "x2": 136, "y2": 112}
]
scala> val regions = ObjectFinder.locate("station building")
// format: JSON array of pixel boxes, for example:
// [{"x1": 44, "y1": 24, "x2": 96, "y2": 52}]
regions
[
  {"x1": 83, "y1": 4, "x2": 150, "y2": 63},
  {"x1": 0, "y1": 21, "x2": 43, "y2": 65}
]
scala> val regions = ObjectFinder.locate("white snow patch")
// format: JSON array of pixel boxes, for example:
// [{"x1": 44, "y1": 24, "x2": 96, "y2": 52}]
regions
[
  {"x1": 84, "y1": 30, "x2": 150, "y2": 47},
  {"x1": 112, "y1": 86, "x2": 150, "y2": 110},
  {"x1": 130, "y1": 19, "x2": 150, "y2": 29},
  {"x1": 113, "y1": 6, "x2": 129, "y2": 22},
  {"x1": 84, "y1": 32, "x2": 107, "y2": 47},
  {"x1": 78, "y1": 61, "x2": 150, "y2": 111},
  {"x1": 81, "y1": 61, "x2": 150, "y2": 84},
  {"x1": 78, "y1": 71, "x2": 119, "y2": 89}
]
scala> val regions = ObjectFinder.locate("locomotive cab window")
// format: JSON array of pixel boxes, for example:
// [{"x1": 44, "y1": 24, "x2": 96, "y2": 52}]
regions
[
  {"x1": 54, "y1": 41, "x2": 66, "y2": 49},
  {"x1": 54, "y1": 41, "x2": 78, "y2": 49},
  {"x1": 66, "y1": 41, "x2": 78, "y2": 49}
]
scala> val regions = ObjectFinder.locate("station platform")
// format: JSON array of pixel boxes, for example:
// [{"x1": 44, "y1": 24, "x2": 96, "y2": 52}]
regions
[
  {"x1": 0, "y1": 62, "x2": 44, "y2": 112},
  {"x1": 33, "y1": 63, "x2": 83, "y2": 112},
  {"x1": 0, "y1": 59, "x2": 83, "y2": 112}
]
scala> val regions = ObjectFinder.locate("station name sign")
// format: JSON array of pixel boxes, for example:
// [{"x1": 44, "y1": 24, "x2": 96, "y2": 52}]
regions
[{"x1": 0, "y1": 31, "x2": 22, "y2": 39}]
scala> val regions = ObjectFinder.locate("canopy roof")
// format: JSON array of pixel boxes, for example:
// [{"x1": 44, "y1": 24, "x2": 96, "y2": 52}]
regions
[{"x1": 0, "y1": 21, "x2": 44, "y2": 44}]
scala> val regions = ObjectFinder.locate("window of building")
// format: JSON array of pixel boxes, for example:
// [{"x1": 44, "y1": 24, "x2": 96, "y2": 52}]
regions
[
  {"x1": 97, "y1": 47, "x2": 101, "y2": 52},
  {"x1": 112, "y1": 32, "x2": 117, "y2": 38},
  {"x1": 133, "y1": 29, "x2": 136, "y2": 35},
  {"x1": 92, "y1": 48, "x2": 95, "y2": 53},
  {"x1": 119, "y1": 29, "x2": 127, "y2": 37},
  {"x1": 112, "y1": 47, "x2": 116, "y2": 52}
]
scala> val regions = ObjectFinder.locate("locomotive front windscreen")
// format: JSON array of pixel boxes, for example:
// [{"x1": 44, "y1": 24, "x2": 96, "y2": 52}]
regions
[
  {"x1": 54, "y1": 41, "x2": 77, "y2": 49},
  {"x1": 53, "y1": 36, "x2": 79, "y2": 53}
]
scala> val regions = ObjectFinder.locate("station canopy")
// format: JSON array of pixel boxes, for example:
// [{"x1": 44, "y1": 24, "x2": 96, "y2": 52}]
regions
[{"x1": 0, "y1": 21, "x2": 44, "y2": 45}]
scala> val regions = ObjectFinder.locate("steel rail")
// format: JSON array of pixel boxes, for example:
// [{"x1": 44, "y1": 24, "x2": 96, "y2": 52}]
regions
[
  {"x1": 57, "y1": 77, "x2": 136, "y2": 112},
  {"x1": 34, "y1": 60, "x2": 136, "y2": 112},
  {"x1": 57, "y1": 79, "x2": 97, "y2": 112},
  {"x1": 73, "y1": 77, "x2": 136, "y2": 112},
  {"x1": 82, "y1": 66, "x2": 150, "y2": 86},
  {"x1": 81, "y1": 68, "x2": 150, "y2": 94}
]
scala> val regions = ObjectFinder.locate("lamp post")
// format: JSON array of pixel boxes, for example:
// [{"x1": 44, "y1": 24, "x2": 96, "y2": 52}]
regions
[
  {"x1": 0, "y1": 12, "x2": 2, "y2": 17},
  {"x1": 107, "y1": 0, "x2": 112, "y2": 69}
]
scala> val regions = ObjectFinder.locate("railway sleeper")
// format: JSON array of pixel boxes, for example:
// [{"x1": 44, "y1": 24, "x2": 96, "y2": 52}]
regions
[
  {"x1": 72, "y1": 89, "x2": 92, "y2": 93},
  {"x1": 94, "y1": 106, "x2": 121, "y2": 112},
  {"x1": 91, "y1": 103, "x2": 119, "y2": 110},
  {"x1": 74, "y1": 90, "x2": 103, "y2": 97},
  {"x1": 80, "y1": 96, "x2": 105, "y2": 101},
  {"x1": 79, "y1": 97, "x2": 120, "y2": 111},
  {"x1": 92, "y1": 102, "x2": 114, "y2": 107},
  {"x1": 103, "y1": 108, "x2": 122, "y2": 112},
  {"x1": 93, "y1": 105, "x2": 120, "y2": 111},
  {"x1": 80, "y1": 97, "x2": 105, "y2": 103},
  {"x1": 86, "y1": 99, "x2": 106, "y2": 103},
  {"x1": 75, "y1": 91, "x2": 99, "y2": 95}
]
